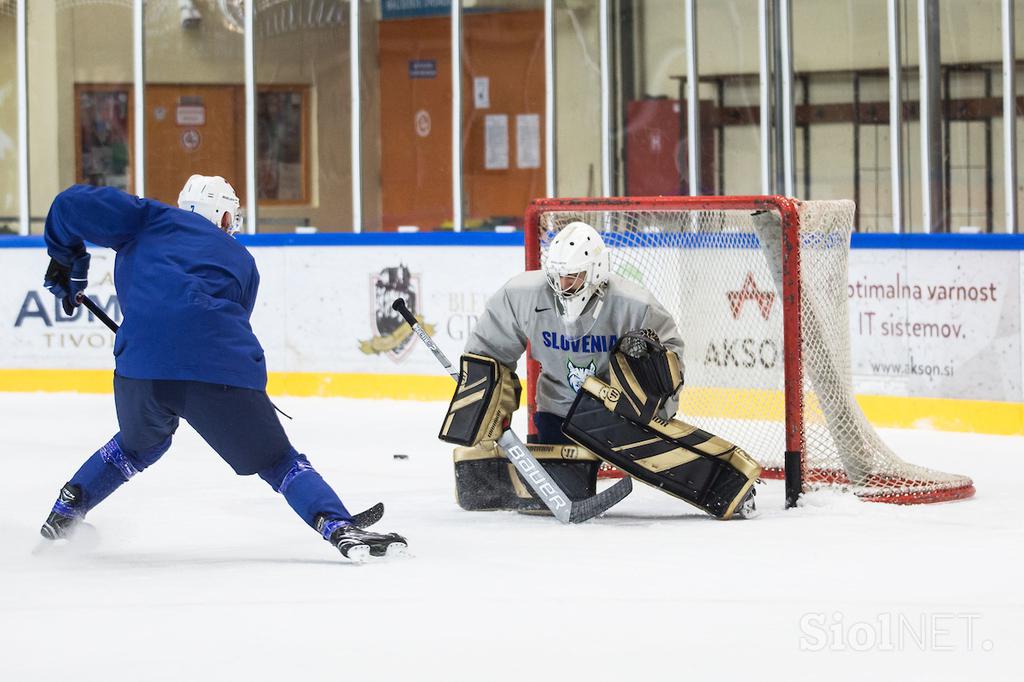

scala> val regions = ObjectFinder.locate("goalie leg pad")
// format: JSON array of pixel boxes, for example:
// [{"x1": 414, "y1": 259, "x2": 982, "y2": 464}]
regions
[
  {"x1": 563, "y1": 377, "x2": 761, "y2": 519},
  {"x1": 453, "y1": 443, "x2": 520, "y2": 511},
  {"x1": 511, "y1": 444, "x2": 601, "y2": 514}
]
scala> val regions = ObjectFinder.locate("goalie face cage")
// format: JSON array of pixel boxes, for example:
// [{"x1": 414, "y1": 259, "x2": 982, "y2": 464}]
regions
[{"x1": 524, "y1": 196, "x2": 975, "y2": 507}]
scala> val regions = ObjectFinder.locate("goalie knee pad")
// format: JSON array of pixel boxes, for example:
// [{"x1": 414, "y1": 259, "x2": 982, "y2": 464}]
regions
[
  {"x1": 564, "y1": 376, "x2": 760, "y2": 519},
  {"x1": 510, "y1": 444, "x2": 601, "y2": 515},
  {"x1": 439, "y1": 354, "x2": 520, "y2": 447},
  {"x1": 453, "y1": 443, "x2": 519, "y2": 511}
]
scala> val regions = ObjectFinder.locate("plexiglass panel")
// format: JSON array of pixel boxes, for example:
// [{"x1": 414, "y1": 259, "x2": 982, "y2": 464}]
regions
[
  {"x1": 793, "y1": 0, "x2": 889, "y2": 231},
  {"x1": 143, "y1": 0, "x2": 244, "y2": 214},
  {"x1": 255, "y1": 0, "x2": 350, "y2": 232},
  {"x1": 28, "y1": 0, "x2": 132, "y2": 234},
  {"x1": 461, "y1": 1, "x2": 545, "y2": 230},
  {"x1": 0, "y1": 4, "x2": 19, "y2": 234}
]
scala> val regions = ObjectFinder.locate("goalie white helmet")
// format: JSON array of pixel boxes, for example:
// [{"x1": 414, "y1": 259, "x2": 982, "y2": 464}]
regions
[
  {"x1": 543, "y1": 221, "x2": 610, "y2": 324},
  {"x1": 178, "y1": 174, "x2": 242, "y2": 235}
]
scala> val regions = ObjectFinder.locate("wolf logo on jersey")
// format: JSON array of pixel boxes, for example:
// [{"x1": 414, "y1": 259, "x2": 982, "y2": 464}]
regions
[{"x1": 566, "y1": 359, "x2": 597, "y2": 392}]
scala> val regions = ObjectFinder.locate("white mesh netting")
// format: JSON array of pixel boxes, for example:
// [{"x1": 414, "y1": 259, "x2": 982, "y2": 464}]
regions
[{"x1": 533, "y1": 198, "x2": 974, "y2": 504}]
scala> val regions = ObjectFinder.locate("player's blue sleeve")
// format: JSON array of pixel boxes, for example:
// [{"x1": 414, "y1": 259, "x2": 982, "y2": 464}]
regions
[
  {"x1": 242, "y1": 266, "x2": 260, "y2": 315},
  {"x1": 44, "y1": 185, "x2": 149, "y2": 264}
]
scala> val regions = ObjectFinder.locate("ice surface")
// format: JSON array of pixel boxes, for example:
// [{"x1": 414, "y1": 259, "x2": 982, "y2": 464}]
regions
[{"x1": 1, "y1": 393, "x2": 1021, "y2": 681}]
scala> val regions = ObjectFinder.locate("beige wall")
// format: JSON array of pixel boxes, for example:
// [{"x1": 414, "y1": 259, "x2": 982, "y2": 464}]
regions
[{"x1": 554, "y1": 4, "x2": 603, "y2": 197}]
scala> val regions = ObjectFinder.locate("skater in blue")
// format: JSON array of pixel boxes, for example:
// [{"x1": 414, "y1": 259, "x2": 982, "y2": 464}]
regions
[{"x1": 39, "y1": 176, "x2": 406, "y2": 562}]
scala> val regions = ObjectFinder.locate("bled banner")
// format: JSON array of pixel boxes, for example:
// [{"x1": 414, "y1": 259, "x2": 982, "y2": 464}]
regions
[
  {"x1": 247, "y1": 245, "x2": 523, "y2": 376},
  {"x1": 846, "y1": 249, "x2": 1022, "y2": 402}
]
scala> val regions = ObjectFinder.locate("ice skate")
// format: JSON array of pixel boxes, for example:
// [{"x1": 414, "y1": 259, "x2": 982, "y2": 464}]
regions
[
  {"x1": 39, "y1": 484, "x2": 84, "y2": 540},
  {"x1": 734, "y1": 486, "x2": 758, "y2": 520},
  {"x1": 316, "y1": 514, "x2": 407, "y2": 562}
]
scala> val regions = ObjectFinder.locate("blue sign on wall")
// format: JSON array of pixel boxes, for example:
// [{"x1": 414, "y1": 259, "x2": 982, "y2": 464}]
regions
[
  {"x1": 408, "y1": 59, "x2": 438, "y2": 79},
  {"x1": 382, "y1": 0, "x2": 451, "y2": 20}
]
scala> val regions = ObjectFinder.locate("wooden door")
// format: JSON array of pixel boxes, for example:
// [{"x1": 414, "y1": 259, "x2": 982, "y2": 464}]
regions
[
  {"x1": 378, "y1": 10, "x2": 545, "y2": 231},
  {"x1": 461, "y1": 10, "x2": 545, "y2": 225},
  {"x1": 145, "y1": 85, "x2": 246, "y2": 207},
  {"x1": 379, "y1": 17, "x2": 453, "y2": 231}
]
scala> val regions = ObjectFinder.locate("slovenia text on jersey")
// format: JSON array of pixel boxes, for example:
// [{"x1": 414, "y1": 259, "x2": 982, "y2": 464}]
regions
[{"x1": 540, "y1": 331, "x2": 618, "y2": 354}]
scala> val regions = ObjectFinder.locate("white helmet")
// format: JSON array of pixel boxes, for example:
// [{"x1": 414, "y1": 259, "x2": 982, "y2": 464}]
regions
[
  {"x1": 543, "y1": 221, "x2": 610, "y2": 323},
  {"x1": 178, "y1": 174, "x2": 242, "y2": 235}
]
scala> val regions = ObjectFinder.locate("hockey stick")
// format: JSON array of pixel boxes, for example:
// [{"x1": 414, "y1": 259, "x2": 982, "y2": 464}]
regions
[
  {"x1": 76, "y1": 292, "x2": 119, "y2": 333},
  {"x1": 351, "y1": 502, "x2": 384, "y2": 528},
  {"x1": 391, "y1": 298, "x2": 632, "y2": 523}
]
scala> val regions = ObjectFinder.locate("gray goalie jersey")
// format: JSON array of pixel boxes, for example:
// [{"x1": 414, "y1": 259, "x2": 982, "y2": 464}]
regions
[{"x1": 465, "y1": 270, "x2": 684, "y2": 417}]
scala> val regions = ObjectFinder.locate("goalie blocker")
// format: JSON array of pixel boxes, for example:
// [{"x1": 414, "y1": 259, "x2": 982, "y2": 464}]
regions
[{"x1": 563, "y1": 331, "x2": 761, "y2": 519}]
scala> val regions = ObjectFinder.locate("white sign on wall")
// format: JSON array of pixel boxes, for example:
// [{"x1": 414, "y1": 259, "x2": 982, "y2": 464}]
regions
[{"x1": 846, "y1": 249, "x2": 1022, "y2": 401}]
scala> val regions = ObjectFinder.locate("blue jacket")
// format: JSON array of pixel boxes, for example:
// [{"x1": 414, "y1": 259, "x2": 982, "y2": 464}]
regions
[{"x1": 45, "y1": 185, "x2": 267, "y2": 391}]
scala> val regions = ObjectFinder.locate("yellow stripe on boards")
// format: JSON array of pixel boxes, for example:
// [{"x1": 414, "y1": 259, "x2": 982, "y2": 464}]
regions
[
  {"x1": 0, "y1": 369, "x2": 1021, "y2": 435},
  {"x1": 856, "y1": 394, "x2": 1024, "y2": 436},
  {"x1": 0, "y1": 369, "x2": 115, "y2": 394}
]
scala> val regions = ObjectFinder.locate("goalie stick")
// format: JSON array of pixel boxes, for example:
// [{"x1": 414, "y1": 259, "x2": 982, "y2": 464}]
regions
[{"x1": 391, "y1": 297, "x2": 633, "y2": 523}]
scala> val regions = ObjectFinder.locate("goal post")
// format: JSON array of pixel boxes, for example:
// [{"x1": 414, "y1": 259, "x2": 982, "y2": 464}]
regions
[{"x1": 524, "y1": 195, "x2": 975, "y2": 507}]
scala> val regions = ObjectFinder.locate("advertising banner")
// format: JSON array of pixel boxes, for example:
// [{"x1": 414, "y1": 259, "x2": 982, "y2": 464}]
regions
[
  {"x1": 2, "y1": 241, "x2": 1022, "y2": 412},
  {"x1": 847, "y1": 250, "x2": 1022, "y2": 402}
]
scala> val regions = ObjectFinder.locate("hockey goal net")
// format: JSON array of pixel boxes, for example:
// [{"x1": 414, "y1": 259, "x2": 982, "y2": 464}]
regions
[{"x1": 524, "y1": 196, "x2": 974, "y2": 505}]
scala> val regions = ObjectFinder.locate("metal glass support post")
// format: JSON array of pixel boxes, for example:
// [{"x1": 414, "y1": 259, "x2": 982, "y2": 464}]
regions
[
  {"x1": 451, "y1": 1, "x2": 463, "y2": 231},
  {"x1": 918, "y1": 0, "x2": 943, "y2": 232},
  {"x1": 544, "y1": 0, "x2": 556, "y2": 198},
  {"x1": 887, "y1": 0, "x2": 903, "y2": 232},
  {"x1": 684, "y1": 0, "x2": 700, "y2": 196},
  {"x1": 350, "y1": 0, "x2": 362, "y2": 232},
  {"x1": 244, "y1": 0, "x2": 256, "y2": 234},
  {"x1": 779, "y1": 0, "x2": 795, "y2": 197},
  {"x1": 599, "y1": 0, "x2": 612, "y2": 196},
  {"x1": 1002, "y1": 0, "x2": 1017, "y2": 233},
  {"x1": 133, "y1": 0, "x2": 145, "y2": 198},
  {"x1": 16, "y1": 0, "x2": 29, "y2": 235},
  {"x1": 758, "y1": 0, "x2": 771, "y2": 195}
]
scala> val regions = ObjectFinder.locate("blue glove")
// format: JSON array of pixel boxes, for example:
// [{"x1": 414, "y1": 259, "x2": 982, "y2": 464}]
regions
[{"x1": 44, "y1": 252, "x2": 90, "y2": 315}]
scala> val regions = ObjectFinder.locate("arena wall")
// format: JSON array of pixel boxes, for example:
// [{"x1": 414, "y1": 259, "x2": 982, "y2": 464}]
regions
[{"x1": 1, "y1": 231, "x2": 1022, "y2": 435}]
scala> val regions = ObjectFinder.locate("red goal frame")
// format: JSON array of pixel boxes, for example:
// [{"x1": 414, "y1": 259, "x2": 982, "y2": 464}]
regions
[{"x1": 524, "y1": 196, "x2": 807, "y2": 507}]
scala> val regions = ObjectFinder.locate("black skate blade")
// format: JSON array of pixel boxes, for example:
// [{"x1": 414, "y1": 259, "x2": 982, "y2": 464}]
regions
[
  {"x1": 568, "y1": 476, "x2": 633, "y2": 523},
  {"x1": 351, "y1": 502, "x2": 384, "y2": 528}
]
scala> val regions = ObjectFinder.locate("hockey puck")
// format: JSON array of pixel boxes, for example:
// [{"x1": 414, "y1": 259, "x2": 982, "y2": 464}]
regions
[{"x1": 393, "y1": 454, "x2": 409, "y2": 460}]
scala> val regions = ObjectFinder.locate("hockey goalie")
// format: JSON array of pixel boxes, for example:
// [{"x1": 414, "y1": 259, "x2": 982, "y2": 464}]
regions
[{"x1": 437, "y1": 221, "x2": 760, "y2": 519}]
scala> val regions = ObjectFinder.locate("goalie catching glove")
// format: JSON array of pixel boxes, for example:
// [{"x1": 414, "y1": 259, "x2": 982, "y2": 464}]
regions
[
  {"x1": 607, "y1": 329, "x2": 683, "y2": 423},
  {"x1": 439, "y1": 353, "x2": 521, "y2": 447}
]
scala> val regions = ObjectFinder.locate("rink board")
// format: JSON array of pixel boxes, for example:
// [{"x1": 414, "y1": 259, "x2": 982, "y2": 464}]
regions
[{"x1": 1, "y1": 232, "x2": 1022, "y2": 435}]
